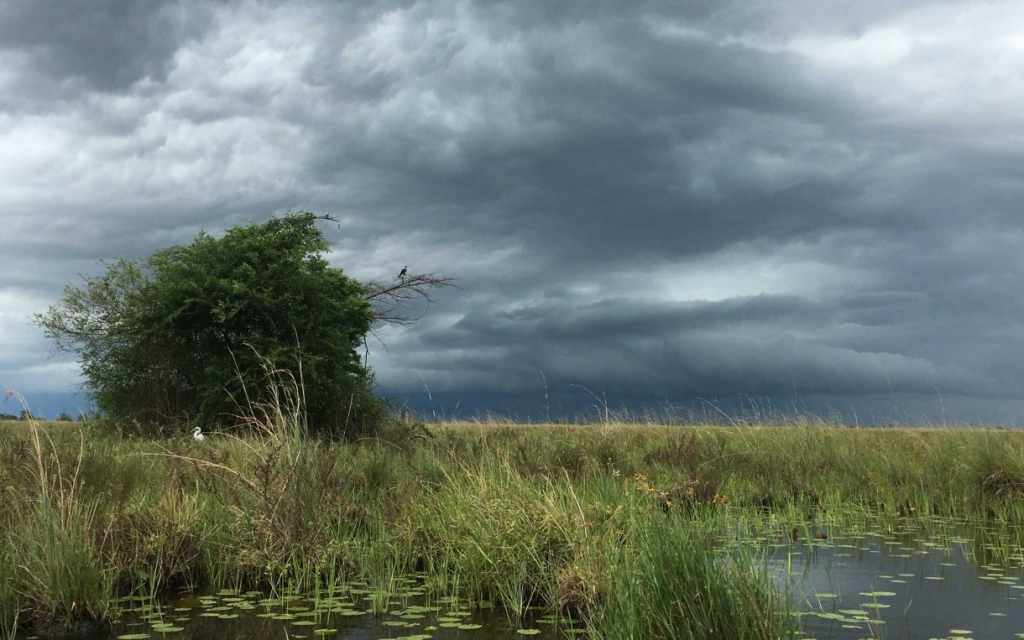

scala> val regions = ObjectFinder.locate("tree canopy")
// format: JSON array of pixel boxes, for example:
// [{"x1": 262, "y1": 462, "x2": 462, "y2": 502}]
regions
[{"x1": 36, "y1": 213, "x2": 411, "y2": 437}]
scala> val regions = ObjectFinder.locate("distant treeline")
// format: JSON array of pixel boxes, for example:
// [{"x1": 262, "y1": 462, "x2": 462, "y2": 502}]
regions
[{"x1": 0, "y1": 410, "x2": 80, "y2": 421}]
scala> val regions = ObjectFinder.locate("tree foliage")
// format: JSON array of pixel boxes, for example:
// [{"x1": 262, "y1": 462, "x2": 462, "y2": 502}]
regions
[{"x1": 36, "y1": 213, "x2": 396, "y2": 437}]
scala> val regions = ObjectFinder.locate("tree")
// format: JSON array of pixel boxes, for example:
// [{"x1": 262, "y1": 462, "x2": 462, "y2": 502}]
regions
[{"x1": 36, "y1": 212, "x2": 442, "y2": 438}]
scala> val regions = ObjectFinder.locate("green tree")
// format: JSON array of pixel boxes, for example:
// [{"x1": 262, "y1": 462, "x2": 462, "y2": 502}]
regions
[{"x1": 36, "y1": 213, "x2": 409, "y2": 438}]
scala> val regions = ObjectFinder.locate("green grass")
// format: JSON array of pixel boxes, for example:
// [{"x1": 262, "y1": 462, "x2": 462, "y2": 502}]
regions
[{"x1": 4, "y1": 414, "x2": 1024, "y2": 639}]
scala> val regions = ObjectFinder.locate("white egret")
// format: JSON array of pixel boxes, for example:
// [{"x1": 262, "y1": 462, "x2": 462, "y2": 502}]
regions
[{"x1": 192, "y1": 426, "x2": 205, "y2": 442}]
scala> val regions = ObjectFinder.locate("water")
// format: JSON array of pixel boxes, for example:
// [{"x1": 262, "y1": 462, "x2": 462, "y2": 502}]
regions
[
  {"x1": 763, "y1": 517, "x2": 1024, "y2": 639},
  {"x1": 38, "y1": 578, "x2": 579, "y2": 640}
]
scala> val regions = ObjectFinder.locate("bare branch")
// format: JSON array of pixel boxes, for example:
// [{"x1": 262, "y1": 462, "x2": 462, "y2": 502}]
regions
[{"x1": 362, "y1": 272, "x2": 460, "y2": 326}]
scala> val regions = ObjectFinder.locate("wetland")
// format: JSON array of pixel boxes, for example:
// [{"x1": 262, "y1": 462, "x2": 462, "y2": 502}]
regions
[{"x1": 4, "y1": 416, "x2": 1024, "y2": 639}]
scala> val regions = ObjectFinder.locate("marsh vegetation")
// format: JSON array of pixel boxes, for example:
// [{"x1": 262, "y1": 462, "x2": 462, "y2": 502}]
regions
[{"x1": 4, "y1": 409, "x2": 1024, "y2": 639}]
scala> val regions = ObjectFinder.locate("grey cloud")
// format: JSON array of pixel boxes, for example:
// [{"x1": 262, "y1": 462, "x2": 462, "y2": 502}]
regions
[
  {"x1": 3, "y1": 0, "x2": 1024, "y2": 423},
  {"x1": 0, "y1": 0, "x2": 215, "y2": 96},
  {"x1": 386, "y1": 291, "x2": 1003, "y2": 398},
  {"x1": 446, "y1": 295, "x2": 826, "y2": 346},
  {"x1": 297, "y1": 3, "x2": 910, "y2": 275}
]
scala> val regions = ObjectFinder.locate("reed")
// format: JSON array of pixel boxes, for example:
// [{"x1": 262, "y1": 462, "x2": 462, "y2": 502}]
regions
[
  {"x1": 591, "y1": 517, "x2": 788, "y2": 640},
  {"x1": 0, "y1": 545, "x2": 18, "y2": 639},
  {"x1": 4, "y1": 411, "x2": 1024, "y2": 638},
  {"x1": 1, "y1": 419, "x2": 116, "y2": 636}
]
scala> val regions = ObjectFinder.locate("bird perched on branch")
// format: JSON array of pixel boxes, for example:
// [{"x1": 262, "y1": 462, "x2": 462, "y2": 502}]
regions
[{"x1": 397, "y1": 265, "x2": 408, "y2": 279}]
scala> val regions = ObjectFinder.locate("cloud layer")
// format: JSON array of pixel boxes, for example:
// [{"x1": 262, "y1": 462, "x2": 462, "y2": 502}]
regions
[{"x1": 3, "y1": 0, "x2": 1024, "y2": 423}]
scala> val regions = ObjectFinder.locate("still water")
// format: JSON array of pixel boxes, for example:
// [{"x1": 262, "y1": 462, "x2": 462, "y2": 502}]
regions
[
  {"x1": 18, "y1": 515, "x2": 1024, "y2": 640},
  {"x1": 766, "y1": 516, "x2": 1024, "y2": 639},
  {"x1": 89, "y1": 582, "x2": 577, "y2": 640}
]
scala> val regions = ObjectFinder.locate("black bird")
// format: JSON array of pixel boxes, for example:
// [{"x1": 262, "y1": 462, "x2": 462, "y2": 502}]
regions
[{"x1": 397, "y1": 266, "x2": 408, "y2": 279}]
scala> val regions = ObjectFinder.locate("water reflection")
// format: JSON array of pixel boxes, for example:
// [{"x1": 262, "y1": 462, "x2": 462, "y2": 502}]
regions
[{"x1": 765, "y1": 518, "x2": 1024, "y2": 639}]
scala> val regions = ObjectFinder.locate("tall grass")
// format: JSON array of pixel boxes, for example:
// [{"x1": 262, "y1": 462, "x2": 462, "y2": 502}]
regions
[
  {"x1": 593, "y1": 517, "x2": 786, "y2": 640},
  {"x1": 0, "y1": 545, "x2": 17, "y2": 639},
  {"x1": 4, "y1": 408, "x2": 1024, "y2": 638},
  {"x1": 1, "y1": 419, "x2": 116, "y2": 635}
]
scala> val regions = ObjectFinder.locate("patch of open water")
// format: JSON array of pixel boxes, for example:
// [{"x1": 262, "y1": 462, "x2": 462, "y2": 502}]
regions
[
  {"x1": 761, "y1": 517, "x2": 1024, "y2": 639},
  {"x1": 21, "y1": 576, "x2": 579, "y2": 640}
]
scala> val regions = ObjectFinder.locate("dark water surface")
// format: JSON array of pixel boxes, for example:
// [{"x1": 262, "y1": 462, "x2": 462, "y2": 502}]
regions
[
  {"x1": 16, "y1": 577, "x2": 578, "y2": 640},
  {"x1": 766, "y1": 516, "x2": 1024, "y2": 639}
]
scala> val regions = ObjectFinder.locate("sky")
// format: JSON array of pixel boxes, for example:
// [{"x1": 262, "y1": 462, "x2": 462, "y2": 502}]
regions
[{"x1": 3, "y1": 0, "x2": 1024, "y2": 424}]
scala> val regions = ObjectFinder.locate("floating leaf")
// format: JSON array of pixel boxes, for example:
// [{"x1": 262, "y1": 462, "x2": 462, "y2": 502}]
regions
[
  {"x1": 858, "y1": 591, "x2": 896, "y2": 597},
  {"x1": 150, "y1": 626, "x2": 184, "y2": 633}
]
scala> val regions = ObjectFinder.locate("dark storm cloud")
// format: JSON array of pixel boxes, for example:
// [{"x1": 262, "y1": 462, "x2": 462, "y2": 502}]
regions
[
  {"x1": 447, "y1": 295, "x2": 827, "y2": 347},
  {"x1": 3, "y1": 0, "x2": 1024, "y2": 422},
  {"x1": 298, "y1": 0, "x2": 932, "y2": 286},
  {"x1": 0, "y1": 0, "x2": 214, "y2": 96},
  {"x1": 387, "y1": 290, "x2": 1007, "y2": 399}
]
